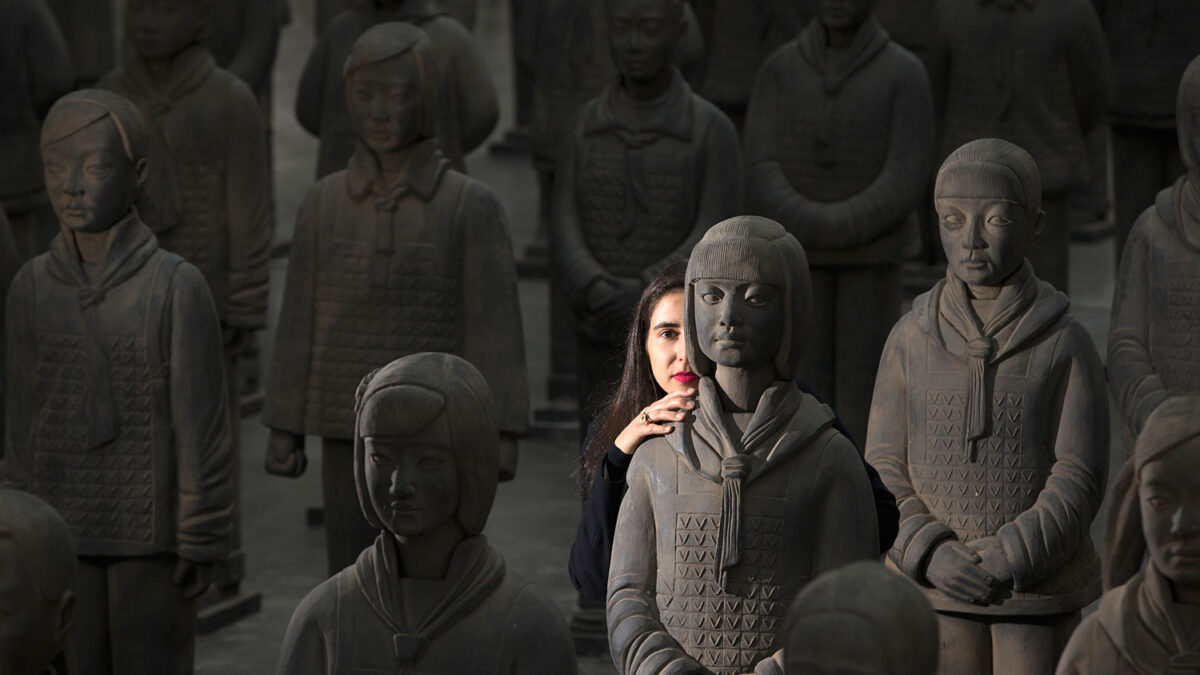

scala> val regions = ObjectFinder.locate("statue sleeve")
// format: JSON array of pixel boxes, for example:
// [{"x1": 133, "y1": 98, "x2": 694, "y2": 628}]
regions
[
  {"x1": 997, "y1": 324, "x2": 1109, "y2": 592},
  {"x1": 509, "y1": 585, "x2": 579, "y2": 674},
  {"x1": 811, "y1": 433, "x2": 880, "y2": 573},
  {"x1": 222, "y1": 78, "x2": 273, "y2": 332},
  {"x1": 607, "y1": 452, "x2": 708, "y2": 675},
  {"x1": 262, "y1": 186, "x2": 322, "y2": 436},
  {"x1": 224, "y1": 0, "x2": 281, "y2": 91},
  {"x1": 1051, "y1": 610, "x2": 1107, "y2": 675},
  {"x1": 460, "y1": 182, "x2": 530, "y2": 437},
  {"x1": 447, "y1": 24, "x2": 500, "y2": 155},
  {"x1": 277, "y1": 584, "x2": 335, "y2": 675},
  {"x1": 3, "y1": 266, "x2": 36, "y2": 488},
  {"x1": 1063, "y1": 0, "x2": 1112, "y2": 135},
  {"x1": 295, "y1": 30, "x2": 330, "y2": 136},
  {"x1": 550, "y1": 122, "x2": 609, "y2": 307},
  {"x1": 170, "y1": 262, "x2": 234, "y2": 563},
  {"x1": 26, "y1": 0, "x2": 73, "y2": 115},
  {"x1": 865, "y1": 322, "x2": 956, "y2": 580},
  {"x1": 1106, "y1": 197, "x2": 1164, "y2": 435}
]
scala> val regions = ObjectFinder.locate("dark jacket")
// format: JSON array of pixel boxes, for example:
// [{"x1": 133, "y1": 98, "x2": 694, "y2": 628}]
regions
[{"x1": 568, "y1": 379, "x2": 899, "y2": 603}]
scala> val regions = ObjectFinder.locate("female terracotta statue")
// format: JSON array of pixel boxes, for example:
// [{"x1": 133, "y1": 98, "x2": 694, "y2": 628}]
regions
[
  {"x1": 552, "y1": 0, "x2": 742, "y2": 434},
  {"x1": 0, "y1": 489, "x2": 77, "y2": 675},
  {"x1": 277, "y1": 353, "x2": 576, "y2": 675},
  {"x1": 264, "y1": 24, "x2": 527, "y2": 575},
  {"x1": 1056, "y1": 396, "x2": 1200, "y2": 675},
  {"x1": 865, "y1": 139, "x2": 1110, "y2": 675},
  {"x1": 607, "y1": 216, "x2": 879, "y2": 675},
  {"x1": 927, "y1": 0, "x2": 1110, "y2": 294},
  {"x1": 743, "y1": 0, "x2": 935, "y2": 445},
  {"x1": 5, "y1": 89, "x2": 234, "y2": 675},
  {"x1": 783, "y1": 561, "x2": 939, "y2": 675},
  {"x1": 296, "y1": 0, "x2": 498, "y2": 177}
]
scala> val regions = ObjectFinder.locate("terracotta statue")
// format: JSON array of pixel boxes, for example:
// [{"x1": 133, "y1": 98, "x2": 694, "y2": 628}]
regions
[
  {"x1": 4, "y1": 89, "x2": 234, "y2": 675},
  {"x1": 0, "y1": 208, "x2": 23, "y2": 449},
  {"x1": 552, "y1": 0, "x2": 743, "y2": 432},
  {"x1": 871, "y1": 0, "x2": 935, "y2": 66},
  {"x1": 277, "y1": 353, "x2": 576, "y2": 675},
  {"x1": 607, "y1": 216, "x2": 879, "y2": 675},
  {"x1": 0, "y1": 0, "x2": 73, "y2": 260},
  {"x1": 0, "y1": 489, "x2": 77, "y2": 675},
  {"x1": 1097, "y1": 0, "x2": 1200, "y2": 264},
  {"x1": 927, "y1": 0, "x2": 1110, "y2": 294},
  {"x1": 698, "y1": 0, "x2": 808, "y2": 131},
  {"x1": 208, "y1": 0, "x2": 284, "y2": 99},
  {"x1": 1108, "y1": 53, "x2": 1200, "y2": 442},
  {"x1": 316, "y1": 0, "x2": 478, "y2": 34},
  {"x1": 865, "y1": 139, "x2": 1110, "y2": 675},
  {"x1": 45, "y1": 0, "x2": 116, "y2": 88},
  {"x1": 743, "y1": 0, "x2": 935, "y2": 445},
  {"x1": 296, "y1": 0, "x2": 498, "y2": 177},
  {"x1": 264, "y1": 24, "x2": 528, "y2": 576},
  {"x1": 1057, "y1": 396, "x2": 1200, "y2": 675},
  {"x1": 784, "y1": 561, "x2": 939, "y2": 675}
]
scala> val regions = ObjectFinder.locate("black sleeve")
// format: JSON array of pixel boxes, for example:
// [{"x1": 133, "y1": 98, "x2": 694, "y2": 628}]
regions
[
  {"x1": 794, "y1": 377, "x2": 898, "y2": 554},
  {"x1": 568, "y1": 445, "x2": 631, "y2": 602}
]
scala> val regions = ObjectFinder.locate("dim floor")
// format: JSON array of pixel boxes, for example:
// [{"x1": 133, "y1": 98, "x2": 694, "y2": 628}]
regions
[{"x1": 195, "y1": 1, "x2": 1124, "y2": 672}]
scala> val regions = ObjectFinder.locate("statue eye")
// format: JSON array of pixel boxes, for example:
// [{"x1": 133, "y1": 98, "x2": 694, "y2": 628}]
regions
[
  {"x1": 1147, "y1": 495, "x2": 1172, "y2": 511},
  {"x1": 370, "y1": 453, "x2": 392, "y2": 466},
  {"x1": 700, "y1": 292, "x2": 722, "y2": 304},
  {"x1": 941, "y1": 213, "x2": 965, "y2": 228},
  {"x1": 418, "y1": 458, "x2": 445, "y2": 470},
  {"x1": 987, "y1": 215, "x2": 1011, "y2": 227}
]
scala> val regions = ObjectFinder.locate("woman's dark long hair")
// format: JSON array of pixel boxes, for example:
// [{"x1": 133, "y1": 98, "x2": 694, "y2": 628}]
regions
[{"x1": 579, "y1": 261, "x2": 688, "y2": 495}]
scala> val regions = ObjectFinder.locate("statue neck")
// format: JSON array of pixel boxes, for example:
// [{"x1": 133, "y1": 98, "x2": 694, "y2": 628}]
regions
[
  {"x1": 713, "y1": 363, "x2": 775, "y2": 414},
  {"x1": 393, "y1": 520, "x2": 466, "y2": 580},
  {"x1": 74, "y1": 227, "x2": 116, "y2": 284},
  {"x1": 822, "y1": 20, "x2": 863, "y2": 50},
  {"x1": 375, "y1": 144, "x2": 412, "y2": 175},
  {"x1": 622, "y1": 68, "x2": 674, "y2": 103},
  {"x1": 140, "y1": 45, "x2": 195, "y2": 88}
]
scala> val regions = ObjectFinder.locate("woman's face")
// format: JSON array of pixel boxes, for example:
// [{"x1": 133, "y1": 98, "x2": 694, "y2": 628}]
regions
[
  {"x1": 645, "y1": 290, "x2": 696, "y2": 394},
  {"x1": 1140, "y1": 438, "x2": 1200, "y2": 586}
]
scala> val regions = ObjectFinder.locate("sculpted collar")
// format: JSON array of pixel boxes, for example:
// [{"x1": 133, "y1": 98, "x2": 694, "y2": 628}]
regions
[
  {"x1": 583, "y1": 67, "x2": 694, "y2": 141},
  {"x1": 797, "y1": 16, "x2": 890, "y2": 95},
  {"x1": 46, "y1": 208, "x2": 158, "y2": 292},
  {"x1": 118, "y1": 43, "x2": 216, "y2": 110},
  {"x1": 345, "y1": 138, "x2": 450, "y2": 205},
  {"x1": 1098, "y1": 564, "x2": 1200, "y2": 674}
]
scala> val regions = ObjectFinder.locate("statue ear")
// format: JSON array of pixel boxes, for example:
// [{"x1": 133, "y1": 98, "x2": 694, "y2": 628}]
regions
[
  {"x1": 135, "y1": 158, "x2": 149, "y2": 189},
  {"x1": 1032, "y1": 209, "x2": 1046, "y2": 239}
]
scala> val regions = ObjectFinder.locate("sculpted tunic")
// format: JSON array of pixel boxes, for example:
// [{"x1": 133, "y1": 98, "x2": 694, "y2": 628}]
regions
[
  {"x1": 553, "y1": 69, "x2": 742, "y2": 341},
  {"x1": 278, "y1": 534, "x2": 576, "y2": 674},
  {"x1": 5, "y1": 212, "x2": 233, "y2": 562},
  {"x1": 744, "y1": 17, "x2": 933, "y2": 266},
  {"x1": 295, "y1": 0, "x2": 499, "y2": 177},
  {"x1": 1056, "y1": 565, "x2": 1200, "y2": 675},
  {"x1": 698, "y1": 0, "x2": 806, "y2": 119},
  {"x1": 866, "y1": 264, "x2": 1109, "y2": 616},
  {"x1": 1108, "y1": 178, "x2": 1200, "y2": 435},
  {"x1": 1099, "y1": 0, "x2": 1200, "y2": 131},
  {"x1": 99, "y1": 45, "x2": 272, "y2": 334},
  {"x1": 263, "y1": 140, "x2": 528, "y2": 442},
  {"x1": 608, "y1": 380, "x2": 878, "y2": 675}
]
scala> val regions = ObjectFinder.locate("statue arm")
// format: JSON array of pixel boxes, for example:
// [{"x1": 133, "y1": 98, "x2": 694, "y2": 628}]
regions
[
  {"x1": 1064, "y1": 0, "x2": 1112, "y2": 135},
  {"x1": 222, "y1": 78, "x2": 273, "y2": 333},
  {"x1": 448, "y1": 26, "x2": 500, "y2": 154},
  {"x1": 170, "y1": 263, "x2": 235, "y2": 563},
  {"x1": 262, "y1": 187, "x2": 322, "y2": 436},
  {"x1": 812, "y1": 434, "x2": 880, "y2": 573},
  {"x1": 26, "y1": 0, "x2": 73, "y2": 114},
  {"x1": 643, "y1": 109, "x2": 744, "y2": 285},
  {"x1": 2, "y1": 267, "x2": 35, "y2": 488},
  {"x1": 997, "y1": 325, "x2": 1110, "y2": 592},
  {"x1": 294, "y1": 33, "x2": 330, "y2": 136},
  {"x1": 1106, "y1": 216, "x2": 1165, "y2": 435},
  {"x1": 865, "y1": 325, "x2": 956, "y2": 577},
  {"x1": 460, "y1": 183, "x2": 530, "y2": 438},
  {"x1": 223, "y1": 0, "x2": 281, "y2": 91},
  {"x1": 509, "y1": 586, "x2": 580, "y2": 674},
  {"x1": 550, "y1": 127, "x2": 609, "y2": 308},
  {"x1": 276, "y1": 587, "x2": 334, "y2": 675},
  {"x1": 607, "y1": 456, "x2": 709, "y2": 675}
]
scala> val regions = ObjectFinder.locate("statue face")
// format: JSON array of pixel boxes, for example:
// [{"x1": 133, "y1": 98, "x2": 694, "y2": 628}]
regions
[
  {"x1": 43, "y1": 118, "x2": 142, "y2": 233},
  {"x1": 816, "y1": 0, "x2": 875, "y2": 31},
  {"x1": 347, "y1": 55, "x2": 424, "y2": 156},
  {"x1": 364, "y1": 427, "x2": 459, "y2": 538},
  {"x1": 645, "y1": 290, "x2": 696, "y2": 393},
  {"x1": 692, "y1": 279, "x2": 783, "y2": 369},
  {"x1": 936, "y1": 192, "x2": 1039, "y2": 288},
  {"x1": 607, "y1": 0, "x2": 682, "y2": 83},
  {"x1": 0, "y1": 539, "x2": 61, "y2": 675},
  {"x1": 127, "y1": 0, "x2": 204, "y2": 60},
  {"x1": 1140, "y1": 439, "x2": 1200, "y2": 587}
]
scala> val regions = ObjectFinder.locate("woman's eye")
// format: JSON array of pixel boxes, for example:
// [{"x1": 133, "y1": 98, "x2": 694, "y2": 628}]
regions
[{"x1": 659, "y1": 329, "x2": 679, "y2": 340}]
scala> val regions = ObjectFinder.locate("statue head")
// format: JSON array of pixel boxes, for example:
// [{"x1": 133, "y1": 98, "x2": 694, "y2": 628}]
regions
[
  {"x1": 126, "y1": 0, "x2": 211, "y2": 60},
  {"x1": 684, "y1": 216, "x2": 811, "y2": 381},
  {"x1": 0, "y1": 490, "x2": 76, "y2": 675},
  {"x1": 935, "y1": 138, "x2": 1046, "y2": 288},
  {"x1": 343, "y1": 22, "x2": 439, "y2": 156},
  {"x1": 41, "y1": 90, "x2": 150, "y2": 234},
  {"x1": 1134, "y1": 397, "x2": 1200, "y2": 590},
  {"x1": 1177, "y1": 54, "x2": 1200, "y2": 172},
  {"x1": 784, "y1": 561, "x2": 938, "y2": 675},
  {"x1": 605, "y1": 0, "x2": 686, "y2": 85},
  {"x1": 353, "y1": 353, "x2": 500, "y2": 539},
  {"x1": 816, "y1": 0, "x2": 878, "y2": 33}
]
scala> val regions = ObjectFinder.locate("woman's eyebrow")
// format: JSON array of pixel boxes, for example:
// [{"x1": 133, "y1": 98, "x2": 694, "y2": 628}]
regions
[{"x1": 652, "y1": 321, "x2": 681, "y2": 330}]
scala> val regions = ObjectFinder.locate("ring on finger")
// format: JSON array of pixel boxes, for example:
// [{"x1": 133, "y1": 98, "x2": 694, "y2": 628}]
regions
[{"x1": 641, "y1": 411, "x2": 651, "y2": 424}]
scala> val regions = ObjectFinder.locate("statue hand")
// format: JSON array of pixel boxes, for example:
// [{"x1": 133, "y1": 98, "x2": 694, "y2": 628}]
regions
[
  {"x1": 968, "y1": 536, "x2": 1014, "y2": 590},
  {"x1": 174, "y1": 559, "x2": 213, "y2": 600},
  {"x1": 265, "y1": 430, "x2": 307, "y2": 478},
  {"x1": 924, "y1": 539, "x2": 999, "y2": 605}
]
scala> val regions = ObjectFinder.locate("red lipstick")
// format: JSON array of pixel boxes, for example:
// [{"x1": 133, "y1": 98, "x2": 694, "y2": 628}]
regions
[{"x1": 672, "y1": 372, "x2": 699, "y2": 384}]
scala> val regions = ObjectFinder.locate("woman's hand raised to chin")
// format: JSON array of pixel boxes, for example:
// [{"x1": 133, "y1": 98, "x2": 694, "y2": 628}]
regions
[{"x1": 614, "y1": 388, "x2": 696, "y2": 455}]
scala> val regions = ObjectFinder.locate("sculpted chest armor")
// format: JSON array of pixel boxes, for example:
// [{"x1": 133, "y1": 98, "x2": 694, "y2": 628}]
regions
[{"x1": 1147, "y1": 242, "x2": 1200, "y2": 394}]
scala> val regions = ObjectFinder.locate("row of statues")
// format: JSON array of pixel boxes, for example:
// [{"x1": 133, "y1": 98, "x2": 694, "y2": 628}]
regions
[{"x1": 0, "y1": 0, "x2": 1198, "y2": 674}]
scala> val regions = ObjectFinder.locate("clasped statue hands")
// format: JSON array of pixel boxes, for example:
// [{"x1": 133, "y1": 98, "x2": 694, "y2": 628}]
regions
[
  {"x1": 265, "y1": 429, "x2": 307, "y2": 477},
  {"x1": 924, "y1": 536, "x2": 1013, "y2": 605}
]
